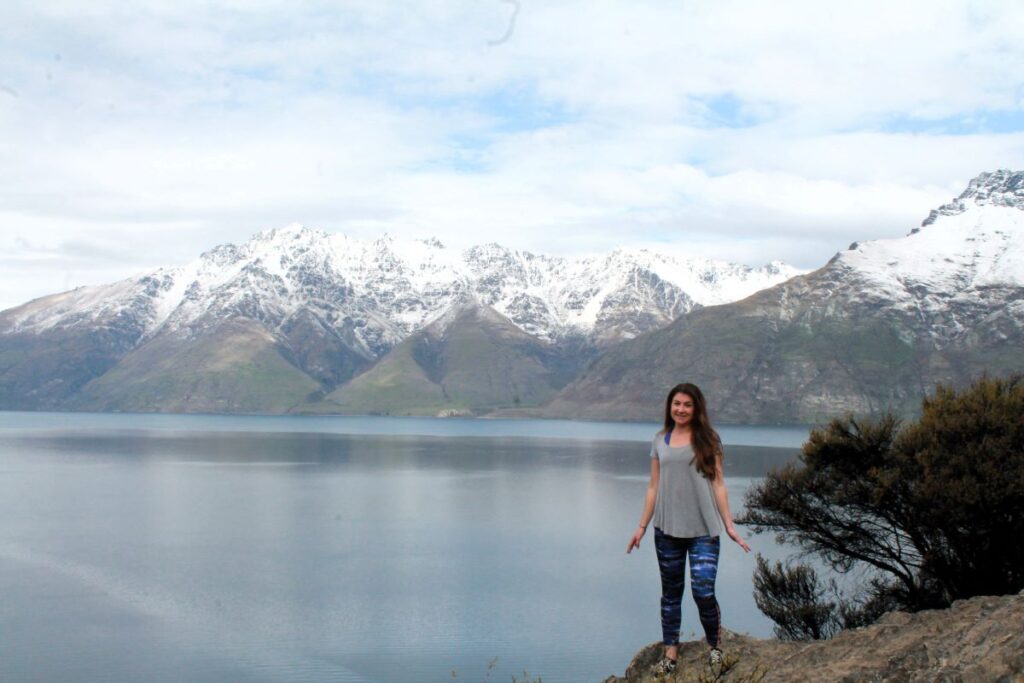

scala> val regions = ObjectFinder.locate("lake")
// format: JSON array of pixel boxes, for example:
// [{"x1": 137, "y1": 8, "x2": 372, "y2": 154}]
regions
[{"x1": 0, "y1": 413, "x2": 809, "y2": 683}]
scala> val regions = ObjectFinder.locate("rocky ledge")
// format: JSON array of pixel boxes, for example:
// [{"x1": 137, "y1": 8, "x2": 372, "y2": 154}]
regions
[{"x1": 604, "y1": 591, "x2": 1024, "y2": 682}]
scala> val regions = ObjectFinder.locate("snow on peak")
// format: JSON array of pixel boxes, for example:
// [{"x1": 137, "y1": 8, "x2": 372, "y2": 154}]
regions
[
  {"x1": 248, "y1": 222, "x2": 320, "y2": 245},
  {"x1": 835, "y1": 172, "x2": 1024, "y2": 303},
  {"x1": 4, "y1": 225, "x2": 805, "y2": 351},
  {"x1": 921, "y1": 169, "x2": 1024, "y2": 227}
]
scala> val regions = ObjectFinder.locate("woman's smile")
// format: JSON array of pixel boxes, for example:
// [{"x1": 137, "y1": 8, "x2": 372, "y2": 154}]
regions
[{"x1": 670, "y1": 396, "x2": 694, "y2": 425}]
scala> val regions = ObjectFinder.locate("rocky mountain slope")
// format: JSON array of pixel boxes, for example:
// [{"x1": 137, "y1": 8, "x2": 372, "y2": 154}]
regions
[
  {"x1": 6, "y1": 171, "x2": 1019, "y2": 420},
  {"x1": 545, "y1": 170, "x2": 1024, "y2": 424},
  {"x1": 315, "y1": 298, "x2": 583, "y2": 415},
  {"x1": 0, "y1": 228, "x2": 798, "y2": 413},
  {"x1": 605, "y1": 590, "x2": 1024, "y2": 682}
]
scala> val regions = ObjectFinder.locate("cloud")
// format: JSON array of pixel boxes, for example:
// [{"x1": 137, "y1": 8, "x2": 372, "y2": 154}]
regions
[{"x1": 1, "y1": 0, "x2": 1023, "y2": 310}]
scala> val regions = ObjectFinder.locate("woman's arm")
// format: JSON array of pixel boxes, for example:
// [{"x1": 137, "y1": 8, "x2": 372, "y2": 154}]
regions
[
  {"x1": 711, "y1": 455, "x2": 752, "y2": 552},
  {"x1": 626, "y1": 456, "x2": 660, "y2": 553}
]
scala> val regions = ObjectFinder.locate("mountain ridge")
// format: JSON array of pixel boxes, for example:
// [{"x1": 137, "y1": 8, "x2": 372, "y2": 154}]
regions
[
  {"x1": 4, "y1": 227, "x2": 801, "y2": 348},
  {"x1": 543, "y1": 169, "x2": 1024, "y2": 423},
  {"x1": 3, "y1": 170, "x2": 1021, "y2": 421},
  {"x1": 0, "y1": 228, "x2": 800, "y2": 414}
]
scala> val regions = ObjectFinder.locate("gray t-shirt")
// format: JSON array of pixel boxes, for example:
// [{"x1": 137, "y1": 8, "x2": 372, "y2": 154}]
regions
[{"x1": 650, "y1": 434, "x2": 723, "y2": 538}]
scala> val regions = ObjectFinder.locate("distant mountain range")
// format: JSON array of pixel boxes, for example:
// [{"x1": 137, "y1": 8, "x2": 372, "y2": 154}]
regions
[
  {"x1": 544, "y1": 170, "x2": 1024, "y2": 423},
  {"x1": 0, "y1": 225, "x2": 799, "y2": 416},
  {"x1": 3, "y1": 170, "x2": 1021, "y2": 423}
]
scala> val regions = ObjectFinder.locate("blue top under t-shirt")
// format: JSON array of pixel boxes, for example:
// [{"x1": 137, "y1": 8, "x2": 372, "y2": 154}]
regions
[{"x1": 650, "y1": 433, "x2": 723, "y2": 538}]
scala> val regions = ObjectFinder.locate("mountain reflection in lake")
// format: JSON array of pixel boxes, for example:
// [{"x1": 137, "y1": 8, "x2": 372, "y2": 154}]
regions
[{"x1": 0, "y1": 414, "x2": 803, "y2": 683}]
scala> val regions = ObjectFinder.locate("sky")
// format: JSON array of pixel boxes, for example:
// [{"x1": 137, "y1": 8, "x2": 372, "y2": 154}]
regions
[{"x1": 2, "y1": 0, "x2": 1024, "y2": 311}]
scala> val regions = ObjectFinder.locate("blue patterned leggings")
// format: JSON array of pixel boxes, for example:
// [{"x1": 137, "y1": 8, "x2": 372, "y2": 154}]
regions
[{"x1": 654, "y1": 528, "x2": 721, "y2": 647}]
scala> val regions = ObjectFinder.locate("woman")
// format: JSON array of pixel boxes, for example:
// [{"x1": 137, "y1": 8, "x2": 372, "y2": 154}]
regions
[{"x1": 626, "y1": 383, "x2": 751, "y2": 674}]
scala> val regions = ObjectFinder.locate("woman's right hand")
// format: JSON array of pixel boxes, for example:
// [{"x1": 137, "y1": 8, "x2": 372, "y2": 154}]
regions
[{"x1": 626, "y1": 526, "x2": 646, "y2": 553}]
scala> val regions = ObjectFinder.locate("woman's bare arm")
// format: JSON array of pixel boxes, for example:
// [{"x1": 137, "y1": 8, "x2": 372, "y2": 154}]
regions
[
  {"x1": 627, "y1": 456, "x2": 660, "y2": 553},
  {"x1": 711, "y1": 456, "x2": 752, "y2": 552}
]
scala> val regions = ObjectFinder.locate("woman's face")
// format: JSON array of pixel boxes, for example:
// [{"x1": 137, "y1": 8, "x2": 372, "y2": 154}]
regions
[{"x1": 670, "y1": 392, "x2": 695, "y2": 428}]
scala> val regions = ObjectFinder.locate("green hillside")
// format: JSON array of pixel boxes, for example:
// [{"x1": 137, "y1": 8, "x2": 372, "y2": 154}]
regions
[
  {"x1": 321, "y1": 302, "x2": 576, "y2": 416},
  {"x1": 72, "y1": 318, "x2": 320, "y2": 413}
]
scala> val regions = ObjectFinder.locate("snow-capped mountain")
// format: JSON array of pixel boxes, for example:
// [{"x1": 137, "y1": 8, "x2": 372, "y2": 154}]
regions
[
  {"x1": 4, "y1": 228, "x2": 801, "y2": 349},
  {"x1": 8, "y1": 171, "x2": 1021, "y2": 420},
  {"x1": 821, "y1": 169, "x2": 1024, "y2": 346},
  {"x1": 546, "y1": 170, "x2": 1024, "y2": 424},
  {"x1": 0, "y1": 229, "x2": 802, "y2": 413}
]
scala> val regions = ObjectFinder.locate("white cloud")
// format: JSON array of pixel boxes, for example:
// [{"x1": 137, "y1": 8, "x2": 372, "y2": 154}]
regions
[{"x1": 1, "y1": 0, "x2": 1023, "y2": 310}]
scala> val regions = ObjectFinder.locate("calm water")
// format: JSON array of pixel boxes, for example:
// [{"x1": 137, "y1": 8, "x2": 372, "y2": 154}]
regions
[{"x1": 0, "y1": 413, "x2": 808, "y2": 683}]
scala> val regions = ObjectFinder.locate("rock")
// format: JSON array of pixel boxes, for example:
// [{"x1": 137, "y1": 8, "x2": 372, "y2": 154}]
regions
[
  {"x1": 436, "y1": 408, "x2": 474, "y2": 417},
  {"x1": 605, "y1": 592, "x2": 1024, "y2": 682}
]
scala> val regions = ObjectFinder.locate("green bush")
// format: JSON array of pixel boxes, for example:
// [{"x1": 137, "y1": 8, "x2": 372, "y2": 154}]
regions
[
  {"x1": 740, "y1": 375, "x2": 1024, "y2": 638},
  {"x1": 751, "y1": 555, "x2": 841, "y2": 641}
]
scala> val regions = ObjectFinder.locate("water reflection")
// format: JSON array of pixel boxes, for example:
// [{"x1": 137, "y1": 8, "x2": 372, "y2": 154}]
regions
[
  {"x1": 0, "y1": 418, "x2": 799, "y2": 683},
  {"x1": 8, "y1": 429, "x2": 796, "y2": 475}
]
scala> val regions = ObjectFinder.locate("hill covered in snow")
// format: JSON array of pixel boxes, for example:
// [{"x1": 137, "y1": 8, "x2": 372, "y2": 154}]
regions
[
  {"x1": 544, "y1": 170, "x2": 1024, "y2": 423},
  {"x1": 0, "y1": 228, "x2": 800, "y2": 414}
]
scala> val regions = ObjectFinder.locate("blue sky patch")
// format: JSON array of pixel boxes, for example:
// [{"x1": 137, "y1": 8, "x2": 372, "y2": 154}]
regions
[
  {"x1": 349, "y1": 70, "x2": 574, "y2": 134},
  {"x1": 878, "y1": 109, "x2": 1024, "y2": 135},
  {"x1": 692, "y1": 93, "x2": 774, "y2": 129}
]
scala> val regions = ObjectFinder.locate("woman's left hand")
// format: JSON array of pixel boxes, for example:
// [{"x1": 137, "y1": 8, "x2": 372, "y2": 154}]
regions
[{"x1": 726, "y1": 524, "x2": 752, "y2": 552}]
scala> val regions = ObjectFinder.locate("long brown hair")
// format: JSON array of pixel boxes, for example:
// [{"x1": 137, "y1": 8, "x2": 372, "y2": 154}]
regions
[{"x1": 660, "y1": 383, "x2": 722, "y2": 480}]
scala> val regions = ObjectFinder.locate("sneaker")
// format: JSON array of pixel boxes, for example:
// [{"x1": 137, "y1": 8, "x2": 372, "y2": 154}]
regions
[
  {"x1": 653, "y1": 657, "x2": 678, "y2": 675},
  {"x1": 708, "y1": 648, "x2": 723, "y2": 667}
]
